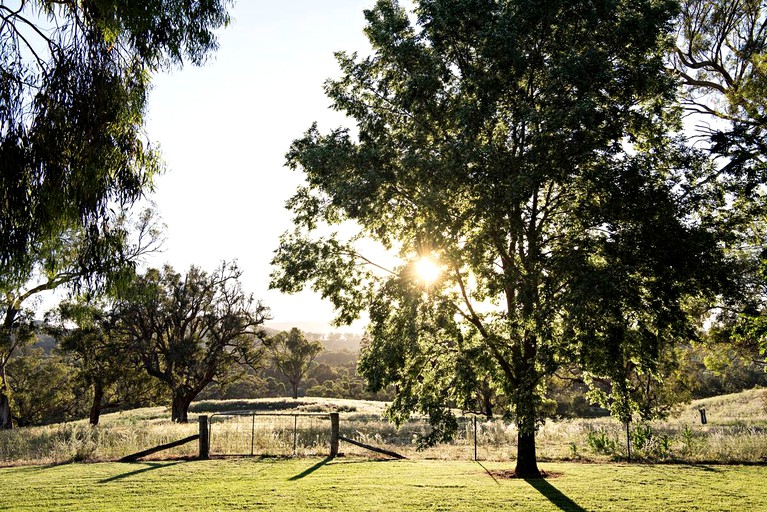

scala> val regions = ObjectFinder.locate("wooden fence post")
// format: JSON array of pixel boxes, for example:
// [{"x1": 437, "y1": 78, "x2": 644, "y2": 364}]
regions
[
  {"x1": 330, "y1": 412, "x2": 339, "y2": 457},
  {"x1": 199, "y1": 415, "x2": 210, "y2": 460}
]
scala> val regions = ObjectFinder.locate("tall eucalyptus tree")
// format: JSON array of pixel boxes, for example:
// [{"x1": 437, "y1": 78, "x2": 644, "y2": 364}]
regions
[
  {"x1": 672, "y1": 0, "x2": 767, "y2": 365},
  {"x1": 113, "y1": 263, "x2": 269, "y2": 423},
  {"x1": 1, "y1": 0, "x2": 232, "y2": 276}
]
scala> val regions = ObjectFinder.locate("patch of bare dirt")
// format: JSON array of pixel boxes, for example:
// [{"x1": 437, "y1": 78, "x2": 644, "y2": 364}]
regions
[{"x1": 487, "y1": 469, "x2": 563, "y2": 479}]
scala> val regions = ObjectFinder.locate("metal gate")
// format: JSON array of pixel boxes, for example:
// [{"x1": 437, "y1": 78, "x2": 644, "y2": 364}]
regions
[{"x1": 208, "y1": 411, "x2": 331, "y2": 457}]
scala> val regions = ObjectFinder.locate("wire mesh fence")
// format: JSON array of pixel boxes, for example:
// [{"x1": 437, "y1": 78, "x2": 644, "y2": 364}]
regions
[
  {"x1": 209, "y1": 412, "x2": 332, "y2": 457},
  {"x1": 207, "y1": 412, "x2": 528, "y2": 460},
  {"x1": 2, "y1": 404, "x2": 765, "y2": 465}
]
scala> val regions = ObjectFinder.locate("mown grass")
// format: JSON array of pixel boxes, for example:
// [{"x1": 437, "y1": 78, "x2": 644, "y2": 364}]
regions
[{"x1": 0, "y1": 457, "x2": 765, "y2": 511}]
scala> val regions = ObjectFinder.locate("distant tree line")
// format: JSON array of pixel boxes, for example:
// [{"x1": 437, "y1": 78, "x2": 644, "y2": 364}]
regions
[
  {"x1": 5, "y1": 318, "x2": 765, "y2": 428},
  {"x1": 3, "y1": 322, "x2": 393, "y2": 427}
]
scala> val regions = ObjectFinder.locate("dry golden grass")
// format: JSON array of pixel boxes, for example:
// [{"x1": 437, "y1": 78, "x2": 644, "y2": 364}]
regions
[
  {"x1": 683, "y1": 388, "x2": 767, "y2": 424},
  {"x1": 1, "y1": 389, "x2": 765, "y2": 466}
]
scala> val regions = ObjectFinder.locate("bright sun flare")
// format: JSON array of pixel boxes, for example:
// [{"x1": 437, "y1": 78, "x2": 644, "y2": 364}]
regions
[{"x1": 415, "y1": 256, "x2": 441, "y2": 285}]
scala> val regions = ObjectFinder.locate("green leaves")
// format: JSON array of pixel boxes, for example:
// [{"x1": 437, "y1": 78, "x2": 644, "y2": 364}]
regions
[
  {"x1": 271, "y1": 232, "x2": 375, "y2": 326},
  {"x1": 0, "y1": 0, "x2": 232, "y2": 277},
  {"x1": 274, "y1": 0, "x2": 724, "y2": 473},
  {"x1": 266, "y1": 328, "x2": 324, "y2": 398},
  {"x1": 112, "y1": 262, "x2": 270, "y2": 421}
]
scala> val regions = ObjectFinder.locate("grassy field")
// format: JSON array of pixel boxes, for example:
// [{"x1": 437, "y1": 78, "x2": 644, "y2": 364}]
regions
[
  {"x1": 0, "y1": 392, "x2": 764, "y2": 511},
  {"x1": 0, "y1": 457, "x2": 765, "y2": 511},
  {"x1": 0, "y1": 389, "x2": 766, "y2": 465},
  {"x1": 0, "y1": 389, "x2": 767, "y2": 466}
]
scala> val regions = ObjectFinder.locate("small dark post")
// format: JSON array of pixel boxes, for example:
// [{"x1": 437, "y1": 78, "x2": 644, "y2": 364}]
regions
[
  {"x1": 250, "y1": 414, "x2": 255, "y2": 456},
  {"x1": 199, "y1": 415, "x2": 210, "y2": 460},
  {"x1": 699, "y1": 408, "x2": 707, "y2": 425},
  {"x1": 473, "y1": 416, "x2": 478, "y2": 461},
  {"x1": 293, "y1": 414, "x2": 298, "y2": 455},
  {"x1": 330, "y1": 412, "x2": 340, "y2": 457}
]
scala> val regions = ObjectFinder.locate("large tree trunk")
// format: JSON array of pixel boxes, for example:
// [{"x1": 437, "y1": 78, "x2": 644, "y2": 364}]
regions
[
  {"x1": 513, "y1": 329, "x2": 542, "y2": 477},
  {"x1": 171, "y1": 390, "x2": 194, "y2": 423},
  {"x1": 291, "y1": 382, "x2": 298, "y2": 399},
  {"x1": 515, "y1": 430, "x2": 541, "y2": 478},
  {"x1": 513, "y1": 372, "x2": 542, "y2": 477},
  {"x1": 89, "y1": 381, "x2": 104, "y2": 426}
]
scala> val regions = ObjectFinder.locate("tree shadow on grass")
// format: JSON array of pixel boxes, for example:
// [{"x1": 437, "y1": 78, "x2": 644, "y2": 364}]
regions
[
  {"x1": 287, "y1": 456, "x2": 400, "y2": 481},
  {"x1": 525, "y1": 477, "x2": 587, "y2": 512},
  {"x1": 0, "y1": 464, "x2": 61, "y2": 474},
  {"x1": 99, "y1": 461, "x2": 183, "y2": 483},
  {"x1": 288, "y1": 457, "x2": 333, "y2": 481},
  {"x1": 685, "y1": 464, "x2": 723, "y2": 473},
  {"x1": 476, "y1": 461, "x2": 586, "y2": 511}
]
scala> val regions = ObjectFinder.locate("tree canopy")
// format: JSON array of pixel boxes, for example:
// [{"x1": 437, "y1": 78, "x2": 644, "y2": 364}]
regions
[
  {"x1": 672, "y1": 0, "x2": 767, "y2": 367},
  {"x1": 1, "y1": 0, "x2": 230, "y2": 430},
  {"x1": 49, "y1": 299, "x2": 164, "y2": 426},
  {"x1": 0, "y1": 0, "x2": 232, "y2": 278},
  {"x1": 112, "y1": 262, "x2": 269, "y2": 423},
  {"x1": 673, "y1": 0, "x2": 766, "y2": 140},
  {"x1": 0, "y1": 207, "x2": 162, "y2": 428},
  {"x1": 267, "y1": 328, "x2": 324, "y2": 399},
  {"x1": 271, "y1": 0, "x2": 728, "y2": 476}
]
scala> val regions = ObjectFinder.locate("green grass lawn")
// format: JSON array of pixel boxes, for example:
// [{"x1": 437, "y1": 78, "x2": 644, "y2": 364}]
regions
[{"x1": 0, "y1": 457, "x2": 764, "y2": 511}]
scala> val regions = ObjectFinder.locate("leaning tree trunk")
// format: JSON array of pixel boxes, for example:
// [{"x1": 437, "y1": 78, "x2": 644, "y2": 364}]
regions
[
  {"x1": 0, "y1": 390, "x2": 11, "y2": 429},
  {"x1": 89, "y1": 381, "x2": 105, "y2": 426},
  {"x1": 0, "y1": 367, "x2": 12, "y2": 429}
]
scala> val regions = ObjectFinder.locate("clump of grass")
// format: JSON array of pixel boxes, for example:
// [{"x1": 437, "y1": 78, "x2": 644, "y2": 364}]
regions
[
  {"x1": 587, "y1": 427, "x2": 619, "y2": 456},
  {"x1": 0, "y1": 411, "x2": 198, "y2": 466},
  {"x1": 192, "y1": 399, "x2": 313, "y2": 413}
]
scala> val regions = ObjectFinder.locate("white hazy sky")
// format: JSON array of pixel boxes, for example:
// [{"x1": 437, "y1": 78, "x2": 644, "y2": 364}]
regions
[{"x1": 143, "y1": 1, "x2": 379, "y2": 332}]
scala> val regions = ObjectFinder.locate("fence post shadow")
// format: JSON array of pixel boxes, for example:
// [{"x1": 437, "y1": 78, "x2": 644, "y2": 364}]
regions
[
  {"x1": 99, "y1": 461, "x2": 184, "y2": 484},
  {"x1": 524, "y1": 477, "x2": 587, "y2": 512},
  {"x1": 288, "y1": 456, "x2": 333, "y2": 481},
  {"x1": 475, "y1": 461, "x2": 500, "y2": 485}
]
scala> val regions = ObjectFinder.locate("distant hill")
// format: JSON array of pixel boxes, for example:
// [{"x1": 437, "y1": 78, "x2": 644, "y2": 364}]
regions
[
  {"x1": 680, "y1": 388, "x2": 767, "y2": 425},
  {"x1": 28, "y1": 321, "x2": 57, "y2": 354},
  {"x1": 265, "y1": 321, "x2": 352, "y2": 334},
  {"x1": 263, "y1": 324, "x2": 364, "y2": 353},
  {"x1": 33, "y1": 332, "x2": 57, "y2": 353}
]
